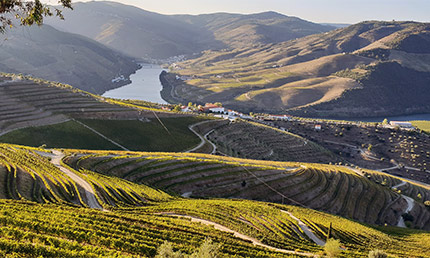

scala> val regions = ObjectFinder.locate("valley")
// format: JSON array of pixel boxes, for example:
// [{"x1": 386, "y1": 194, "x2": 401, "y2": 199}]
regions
[{"x1": 0, "y1": 1, "x2": 430, "y2": 257}]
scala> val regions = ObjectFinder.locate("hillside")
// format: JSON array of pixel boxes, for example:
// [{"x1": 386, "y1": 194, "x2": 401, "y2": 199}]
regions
[
  {"x1": 0, "y1": 75, "x2": 206, "y2": 152},
  {"x1": 0, "y1": 144, "x2": 429, "y2": 257},
  {"x1": 165, "y1": 21, "x2": 430, "y2": 117},
  {"x1": 0, "y1": 25, "x2": 139, "y2": 94},
  {"x1": 46, "y1": 1, "x2": 333, "y2": 59},
  {"x1": 64, "y1": 150, "x2": 430, "y2": 231}
]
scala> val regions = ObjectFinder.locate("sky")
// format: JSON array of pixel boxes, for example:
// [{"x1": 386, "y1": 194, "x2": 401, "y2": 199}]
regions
[{"x1": 44, "y1": 0, "x2": 430, "y2": 24}]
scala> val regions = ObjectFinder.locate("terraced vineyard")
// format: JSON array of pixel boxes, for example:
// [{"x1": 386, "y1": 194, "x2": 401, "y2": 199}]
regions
[
  {"x1": 1, "y1": 144, "x2": 430, "y2": 256},
  {"x1": 0, "y1": 76, "x2": 209, "y2": 152},
  {"x1": 65, "y1": 150, "x2": 430, "y2": 230},
  {"x1": 0, "y1": 144, "x2": 170, "y2": 207},
  {"x1": 0, "y1": 78, "x2": 132, "y2": 133},
  {"x1": 208, "y1": 120, "x2": 338, "y2": 163},
  {"x1": 0, "y1": 200, "x2": 294, "y2": 258}
]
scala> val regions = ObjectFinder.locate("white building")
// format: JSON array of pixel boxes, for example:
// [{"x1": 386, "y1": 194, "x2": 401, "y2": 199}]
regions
[
  {"x1": 390, "y1": 121, "x2": 414, "y2": 129},
  {"x1": 209, "y1": 107, "x2": 226, "y2": 113}
]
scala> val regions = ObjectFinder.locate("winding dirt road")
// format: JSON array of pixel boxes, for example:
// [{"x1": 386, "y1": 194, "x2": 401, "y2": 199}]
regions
[
  {"x1": 161, "y1": 212, "x2": 318, "y2": 257},
  {"x1": 43, "y1": 150, "x2": 103, "y2": 210}
]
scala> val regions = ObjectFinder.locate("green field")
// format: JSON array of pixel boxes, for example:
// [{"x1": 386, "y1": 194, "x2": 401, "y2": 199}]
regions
[
  {"x1": 0, "y1": 121, "x2": 119, "y2": 150},
  {"x1": 411, "y1": 120, "x2": 430, "y2": 133},
  {"x1": 0, "y1": 117, "x2": 204, "y2": 152}
]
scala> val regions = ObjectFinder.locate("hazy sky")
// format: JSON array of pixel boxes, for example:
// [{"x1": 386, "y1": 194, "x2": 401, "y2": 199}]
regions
[{"x1": 45, "y1": 0, "x2": 430, "y2": 23}]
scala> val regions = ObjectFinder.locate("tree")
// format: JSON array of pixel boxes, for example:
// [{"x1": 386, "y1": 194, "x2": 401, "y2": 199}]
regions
[
  {"x1": 190, "y1": 238, "x2": 221, "y2": 258},
  {"x1": 382, "y1": 118, "x2": 388, "y2": 125},
  {"x1": 0, "y1": 0, "x2": 72, "y2": 33},
  {"x1": 156, "y1": 239, "x2": 220, "y2": 258},
  {"x1": 368, "y1": 249, "x2": 388, "y2": 258},
  {"x1": 324, "y1": 238, "x2": 342, "y2": 258},
  {"x1": 155, "y1": 241, "x2": 185, "y2": 258}
]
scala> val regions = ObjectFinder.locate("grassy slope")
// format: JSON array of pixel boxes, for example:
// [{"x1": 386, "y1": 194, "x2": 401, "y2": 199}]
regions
[
  {"x1": 411, "y1": 121, "x2": 430, "y2": 133},
  {"x1": 78, "y1": 117, "x2": 202, "y2": 152},
  {"x1": 0, "y1": 120, "x2": 119, "y2": 150},
  {"x1": 0, "y1": 117, "x2": 204, "y2": 152}
]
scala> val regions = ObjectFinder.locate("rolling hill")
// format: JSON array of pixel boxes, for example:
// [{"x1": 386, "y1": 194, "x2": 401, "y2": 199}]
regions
[
  {"x1": 0, "y1": 144, "x2": 429, "y2": 257},
  {"x1": 0, "y1": 75, "x2": 208, "y2": 152},
  {"x1": 164, "y1": 21, "x2": 430, "y2": 118},
  {"x1": 64, "y1": 149, "x2": 430, "y2": 231},
  {"x1": 45, "y1": 1, "x2": 333, "y2": 60},
  {"x1": 0, "y1": 25, "x2": 139, "y2": 94}
]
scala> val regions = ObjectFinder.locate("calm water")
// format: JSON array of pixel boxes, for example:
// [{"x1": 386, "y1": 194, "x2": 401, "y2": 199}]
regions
[{"x1": 103, "y1": 64, "x2": 168, "y2": 104}]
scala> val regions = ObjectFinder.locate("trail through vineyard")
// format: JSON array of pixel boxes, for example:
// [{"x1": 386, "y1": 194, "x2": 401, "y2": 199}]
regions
[
  {"x1": 161, "y1": 212, "x2": 317, "y2": 257},
  {"x1": 42, "y1": 150, "x2": 104, "y2": 210}
]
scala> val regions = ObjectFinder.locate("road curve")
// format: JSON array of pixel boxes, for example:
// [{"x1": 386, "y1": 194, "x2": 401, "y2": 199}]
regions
[
  {"x1": 46, "y1": 150, "x2": 104, "y2": 210},
  {"x1": 161, "y1": 212, "x2": 317, "y2": 257},
  {"x1": 186, "y1": 120, "x2": 217, "y2": 154}
]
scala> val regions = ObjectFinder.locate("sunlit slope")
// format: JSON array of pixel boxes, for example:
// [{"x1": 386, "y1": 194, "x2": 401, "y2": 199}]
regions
[
  {"x1": 65, "y1": 150, "x2": 430, "y2": 230},
  {"x1": 167, "y1": 21, "x2": 430, "y2": 117},
  {"x1": 0, "y1": 144, "x2": 430, "y2": 256},
  {"x1": 0, "y1": 144, "x2": 171, "y2": 207},
  {"x1": 0, "y1": 76, "x2": 204, "y2": 152}
]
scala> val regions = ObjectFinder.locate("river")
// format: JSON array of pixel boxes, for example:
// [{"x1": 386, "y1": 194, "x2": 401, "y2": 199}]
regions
[{"x1": 103, "y1": 64, "x2": 168, "y2": 104}]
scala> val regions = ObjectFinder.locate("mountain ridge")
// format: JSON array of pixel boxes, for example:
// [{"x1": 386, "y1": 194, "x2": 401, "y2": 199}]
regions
[
  {"x1": 0, "y1": 24, "x2": 139, "y2": 94},
  {"x1": 46, "y1": 1, "x2": 334, "y2": 59},
  {"x1": 164, "y1": 20, "x2": 430, "y2": 117}
]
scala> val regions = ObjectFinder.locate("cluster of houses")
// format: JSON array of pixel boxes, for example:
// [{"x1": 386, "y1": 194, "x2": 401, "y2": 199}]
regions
[{"x1": 178, "y1": 103, "x2": 295, "y2": 122}]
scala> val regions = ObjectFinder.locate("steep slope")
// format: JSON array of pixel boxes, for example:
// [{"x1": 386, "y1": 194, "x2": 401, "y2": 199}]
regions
[
  {"x1": 172, "y1": 11, "x2": 334, "y2": 49},
  {"x1": 166, "y1": 21, "x2": 430, "y2": 117},
  {"x1": 1, "y1": 144, "x2": 430, "y2": 257},
  {"x1": 0, "y1": 25, "x2": 139, "y2": 94},
  {"x1": 46, "y1": 1, "x2": 333, "y2": 59},
  {"x1": 0, "y1": 75, "x2": 204, "y2": 152},
  {"x1": 65, "y1": 150, "x2": 430, "y2": 230}
]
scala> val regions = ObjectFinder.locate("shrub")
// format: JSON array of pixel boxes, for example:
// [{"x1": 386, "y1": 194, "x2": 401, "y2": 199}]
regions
[
  {"x1": 156, "y1": 239, "x2": 220, "y2": 258},
  {"x1": 368, "y1": 249, "x2": 388, "y2": 258},
  {"x1": 155, "y1": 241, "x2": 185, "y2": 258},
  {"x1": 190, "y1": 238, "x2": 221, "y2": 258},
  {"x1": 324, "y1": 238, "x2": 342, "y2": 258}
]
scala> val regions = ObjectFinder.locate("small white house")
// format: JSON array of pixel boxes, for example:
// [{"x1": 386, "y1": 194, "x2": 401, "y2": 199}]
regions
[{"x1": 315, "y1": 124, "x2": 322, "y2": 131}]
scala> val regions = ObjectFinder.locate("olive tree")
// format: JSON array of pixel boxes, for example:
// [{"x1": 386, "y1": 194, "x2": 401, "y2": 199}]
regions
[{"x1": 0, "y1": 0, "x2": 72, "y2": 33}]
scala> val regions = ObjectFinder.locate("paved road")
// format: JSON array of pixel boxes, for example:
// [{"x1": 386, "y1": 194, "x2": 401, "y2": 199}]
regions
[{"x1": 186, "y1": 120, "x2": 217, "y2": 154}]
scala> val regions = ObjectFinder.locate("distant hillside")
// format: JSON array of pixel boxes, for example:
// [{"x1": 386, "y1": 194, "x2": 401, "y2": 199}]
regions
[
  {"x1": 172, "y1": 11, "x2": 334, "y2": 49},
  {"x1": 46, "y1": 1, "x2": 333, "y2": 59},
  {"x1": 165, "y1": 21, "x2": 430, "y2": 117},
  {"x1": 0, "y1": 25, "x2": 139, "y2": 94}
]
